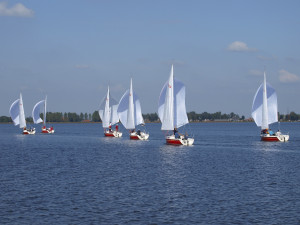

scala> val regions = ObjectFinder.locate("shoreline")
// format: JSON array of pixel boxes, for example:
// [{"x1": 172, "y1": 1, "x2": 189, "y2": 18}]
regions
[{"x1": 0, "y1": 121, "x2": 297, "y2": 124}]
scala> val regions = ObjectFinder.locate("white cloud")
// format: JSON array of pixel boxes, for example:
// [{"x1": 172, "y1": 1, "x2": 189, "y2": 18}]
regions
[
  {"x1": 249, "y1": 69, "x2": 263, "y2": 76},
  {"x1": 227, "y1": 41, "x2": 257, "y2": 52},
  {"x1": 0, "y1": 2, "x2": 34, "y2": 17},
  {"x1": 279, "y1": 69, "x2": 300, "y2": 83}
]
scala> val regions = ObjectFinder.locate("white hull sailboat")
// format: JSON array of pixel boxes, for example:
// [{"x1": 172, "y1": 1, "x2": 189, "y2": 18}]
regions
[
  {"x1": 158, "y1": 65, "x2": 194, "y2": 146},
  {"x1": 99, "y1": 86, "x2": 122, "y2": 137},
  {"x1": 9, "y1": 93, "x2": 35, "y2": 135},
  {"x1": 117, "y1": 78, "x2": 149, "y2": 140},
  {"x1": 32, "y1": 96, "x2": 54, "y2": 134},
  {"x1": 252, "y1": 72, "x2": 289, "y2": 142}
]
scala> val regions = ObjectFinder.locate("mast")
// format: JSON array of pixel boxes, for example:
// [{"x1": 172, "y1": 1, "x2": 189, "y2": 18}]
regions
[{"x1": 261, "y1": 72, "x2": 269, "y2": 130}]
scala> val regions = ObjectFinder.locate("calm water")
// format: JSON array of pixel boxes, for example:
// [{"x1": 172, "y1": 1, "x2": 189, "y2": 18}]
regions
[{"x1": 0, "y1": 122, "x2": 300, "y2": 224}]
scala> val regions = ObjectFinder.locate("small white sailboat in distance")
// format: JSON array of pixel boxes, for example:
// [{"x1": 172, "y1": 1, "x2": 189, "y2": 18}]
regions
[
  {"x1": 252, "y1": 72, "x2": 289, "y2": 142},
  {"x1": 158, "y1": 65, "x2": 194, "y2": 145},
  {"x1": 99, "y1": 86, "x2": 122, "y2": 137},
  {"x1": 9, "y1": 93, "x2": 35, "y2": 135},
  {"x1": 117, "y1": 78, "x2": 149, "y2": 140},
  {"x1": 32, "y1": 96, "x2": 54, "y2": 134}
]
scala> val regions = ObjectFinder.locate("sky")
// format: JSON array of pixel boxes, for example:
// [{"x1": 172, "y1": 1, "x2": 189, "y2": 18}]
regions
[{"x1": 1, "y1": 0, "x2": 300, "y2": 118}]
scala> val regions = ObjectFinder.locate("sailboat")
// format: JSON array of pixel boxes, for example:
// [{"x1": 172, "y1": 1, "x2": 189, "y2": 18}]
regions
[
  {"x1": 158, "y1": 65, "x2": 194, "y2": 145},
  {"x1": 9, "y1": 93, "x2": 36, "y2": 135},
  {"x1": 99, "y1": 86, "x2": 122, "y2": 137},
  {"x1": 32, "y1": 96, "x2": 54, "y2": 134},
  {"x1": 252, "y1": 72, "x2": 289, "y2": 142},
  {"x1": 117, "y1": 78, "x2": 149, "y2": 140}
]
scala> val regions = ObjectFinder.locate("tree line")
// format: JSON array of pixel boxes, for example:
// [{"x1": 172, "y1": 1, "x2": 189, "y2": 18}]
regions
[{"x1": 1, "y1": 111, "x2": 300, "y2": 123}]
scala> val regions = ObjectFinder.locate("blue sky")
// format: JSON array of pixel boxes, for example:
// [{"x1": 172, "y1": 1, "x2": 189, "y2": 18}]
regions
[{"x1": 1, "y1": 0, "x2": 300, "y2": 117}]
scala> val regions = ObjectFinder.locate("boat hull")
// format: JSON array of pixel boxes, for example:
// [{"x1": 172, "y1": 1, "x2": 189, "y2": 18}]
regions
[
  {"x1": 23, "y1": 129, "x2": 36, "y2": 135},
  {"x1": 104, "y1": 131, "x2": 122, "y2": 138},
  {"x1": 42, "y1": 127, "x2": 54, "y2": 134},
  {"x1": 166, "y1": 135, "x2": 194, "y2": 146},
  {"x1": 261, "y1": 133, "x2": 289, "y2": 142},
  {"x1": 130, "y1": 132, "x2": 149, "y2": 140}
]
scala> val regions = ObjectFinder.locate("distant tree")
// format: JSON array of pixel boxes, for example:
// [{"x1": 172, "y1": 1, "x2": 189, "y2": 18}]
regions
[
  {"x1": 80, "y1": 113, "x2": 84, "y2": 121},
  {"x1": 63, "y1": 112, "x2": 68, "y2": 122},
  {"x1": 289, "y1": 112, "x2": 299, "y2": 121},
  {"x1": 92, "y1": 111, "x2": 101, "y2": 122},
  {"x1": 88, "y1": 113, "x2": 92, "y2": 121},
  {"x1": 26, "y1": 117, "x2": 33, "y2": 123},
  {"x1": 84, "y1": 113, "x2": 88, "y2": 120},
  {"x1": 0, "y1": 116, "x2": 12, "y2": 123}
]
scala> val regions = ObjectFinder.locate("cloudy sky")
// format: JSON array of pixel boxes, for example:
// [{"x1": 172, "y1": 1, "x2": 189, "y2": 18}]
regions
[{"x1": 1, "y1": 0, "x2": 299, "y2": 117}]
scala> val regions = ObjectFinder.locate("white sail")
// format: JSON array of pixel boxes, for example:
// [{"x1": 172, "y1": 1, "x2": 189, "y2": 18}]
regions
[
  {"x1": 158, "y1": 65, "x2": 188, "y2": 130},
  {"x1": 252, "y1": 73, "x2": 278, "y2": 128},
  {"x1": 98, "y1": 86, "x2": 119, "y2": 128},
  {"x1": 32, "y1": 100, "x2": 45, "y2": 124},
  {"x1": 9, "y1": 99, "x2": 20, "y2": 126},
  {"x1": 117, "y1": 79, "x2": 145, "y2": 130},
  {"x1": 126, "y1": 79, "x2": 135, "y2": 129},
  {"x1": 19, "y1": 93, "x2": 26, "y2": 128},
  {"x1": 110, "y1": 104, "x2": 119, "y2": 125}
]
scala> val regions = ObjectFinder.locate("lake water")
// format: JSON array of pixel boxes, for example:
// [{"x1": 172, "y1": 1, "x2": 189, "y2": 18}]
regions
[{"x1": 0, "y1": 122, "x2": 300, "y2": 224}]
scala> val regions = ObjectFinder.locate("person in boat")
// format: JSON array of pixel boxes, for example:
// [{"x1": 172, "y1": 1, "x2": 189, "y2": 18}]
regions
[
  {"x1": 115, "y1": 123, "x2": 119, "y2": 132},
  {"x1": 50, "y1": 126, "x2": 53, "y2": 131},
  {"x1": 269, "y1": 129, "x2": 275, "y2": 135},
  {"x1": 173, "y1": 128, "x2": 182, "y2": 138},
  {"x1": 109, "y1": 123, "x2": 112, "y2": 132},
  {"x1": 261, "y1": 129, "x2": 268, "y2": 134},
  {"x1": 137, "y1": 129, "x2": 141, "y2": 136},
  {"x1": 131, "y1": 129, "x2": 135, "y2": 133}
]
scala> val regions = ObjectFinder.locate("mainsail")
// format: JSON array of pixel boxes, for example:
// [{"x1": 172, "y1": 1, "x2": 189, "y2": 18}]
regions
[
  {"x1": 19, "y1": 93, "x2": 26, "y2": 128},
  {"x1": 117, "y1": 78, "x2": 144, "y2": 130},
  {"x1": 251, "y1": 72, "x2": 278, "y2": 129},
  {"x1": 158, "y1": 65, "x2": 188, "y2": 130}
]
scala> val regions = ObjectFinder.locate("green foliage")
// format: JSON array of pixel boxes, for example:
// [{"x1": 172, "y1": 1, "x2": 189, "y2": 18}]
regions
[
  {"x1": 143, "y1": 113, "x2": 159, "y2": 122},
  {"x1": 187, "y1": 111, "x2": 244, "y2": 121},
  {"x1": 92, "y1": 111, "x2": 101, "y2": 122},
  {"x1": 2, "y1": 111, "x2": 299, "y2": 123},
  {"x1": 0, "y1": 116, "x2": 12, "y2": 123}
]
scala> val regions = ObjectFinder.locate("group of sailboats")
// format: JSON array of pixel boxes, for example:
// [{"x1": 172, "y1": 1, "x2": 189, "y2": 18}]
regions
[
  {"x1": 98, "y1": 65, "x2": 193, "y2": 145},
  {"x1": 9, "y1": 66, "x2": 290, "y2": 143},
  {"x1": 9, "y1": 95, "x2": 54, "y2": 135}
]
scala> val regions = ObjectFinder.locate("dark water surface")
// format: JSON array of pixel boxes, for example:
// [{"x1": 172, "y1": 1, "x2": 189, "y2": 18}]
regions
[{"x1": 0, "y1": 122, "x2": 300, "y2": 224}]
